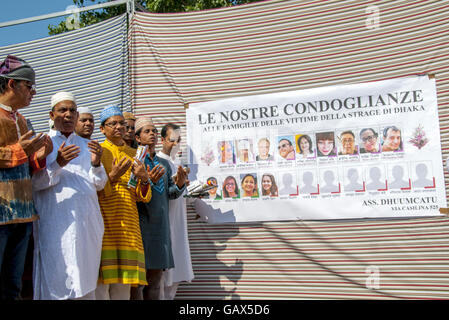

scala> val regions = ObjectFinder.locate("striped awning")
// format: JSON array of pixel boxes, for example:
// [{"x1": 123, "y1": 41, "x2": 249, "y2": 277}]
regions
[
  {"x1": 0, "y1": 14, "x2": 130, "y2": 141},
  {"x1": 130, "y1": 0, "x2": 449, "y2": 299}
]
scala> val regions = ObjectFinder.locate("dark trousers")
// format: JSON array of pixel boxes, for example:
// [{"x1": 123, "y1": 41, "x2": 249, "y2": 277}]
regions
[{"x1": 0, "y1": 222, "x2": 32, "y2": 300}]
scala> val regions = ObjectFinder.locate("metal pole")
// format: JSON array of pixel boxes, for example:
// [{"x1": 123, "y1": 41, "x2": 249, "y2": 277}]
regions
[
  {"x1": 127, "y1": 0, "x2": 136, "y2": 15},
  {"x1": 0, "y1": 0, "x2": 130, "y2": 28},
  {"x1": 126, "y1": 0, "x2": 135, "y2": 23}
]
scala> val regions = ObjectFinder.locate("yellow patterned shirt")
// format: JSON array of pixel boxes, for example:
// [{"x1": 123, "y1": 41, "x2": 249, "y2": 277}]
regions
[{"x1": 97, "y1": 139, "x2": 151, "y2": 285}]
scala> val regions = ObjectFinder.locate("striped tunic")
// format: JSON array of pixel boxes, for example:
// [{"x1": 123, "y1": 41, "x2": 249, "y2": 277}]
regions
[{"x1": 97, "y1": 139, "x2": 151, "y2": 285}]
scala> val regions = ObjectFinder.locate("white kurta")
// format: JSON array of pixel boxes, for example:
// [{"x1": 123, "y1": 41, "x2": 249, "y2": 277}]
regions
[
  {"x1": 32, "y1": 131, "x2": 107, "y2": 300},
  {"x1": 157, "y1": 152, "x2": 194, "y2": 287}
]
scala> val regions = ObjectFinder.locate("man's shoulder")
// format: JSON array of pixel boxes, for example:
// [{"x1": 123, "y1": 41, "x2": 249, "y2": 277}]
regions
[
  {"x1": 61, "y1": 134, "x2": 91, "y2": 149},
  {"x1": 124, "y1": 144, "x2": 137, "y2": 157},
  {"x1": 157, "y1": 156, "x2": 171, "y2": 168},
  {"x1": 73, "y1": 134, "x2": 90, "y2": 144}
]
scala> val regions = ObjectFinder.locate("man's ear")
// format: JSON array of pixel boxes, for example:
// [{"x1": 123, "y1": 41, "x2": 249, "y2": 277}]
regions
[
  {"x1": 49, "y1": 111, "x2": 55, "y2": 120},
  {"x1": 99, "y1": 125, "x2": 105, "y2": 135},
  {"x1": 7, "y1": 78, "x2": 16, "y2": 90},
  {"x1": 135, "y1": 134, "x2": 141, "y2": 144}
]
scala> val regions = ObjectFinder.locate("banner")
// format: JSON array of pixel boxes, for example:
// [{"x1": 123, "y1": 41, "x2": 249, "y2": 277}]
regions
[{"x1": 186, "y1": 76, "x2": 446, "y2": 223}]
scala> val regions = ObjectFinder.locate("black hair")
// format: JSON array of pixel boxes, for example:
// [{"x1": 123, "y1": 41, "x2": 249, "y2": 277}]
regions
[
  {"x1": 261, "y1": 173, "x2": 278, "y2": 196},
  {"x1": 0, "y1": 77, "x2": 20, "y2": 95},
  {"x1": 382, "y1": 126, "x2": 403, "y2": 151},
  {"x1": 0, "y1": 77, "x2": 7, "y2": 94},
  {"x1": 297, "y1": 135, "x2": 313, "y2": 153},
  {"x1": 278, "y1": 138, "x2": 292, "y2": 146},
  {"x1": 339, "y1": 130, "x2": 355, "y2": 139},
  {"x1": 383, "y1": 126, "x2": 400, "y2": 138},
  {"x1": 161, "y1": 123, "x2": 180, "y2": 138},
  {"x1": 359, "y1": 128, "x2": 378, "y2": 139},
  {"x1": 241, "y1": 174, "x2": 259, "y2": 197},
  {"x1": 316, "y1": 131, "x2": 335, "y2": 142},
  {"x1": 223, "y1": 176, "x2": 239, "y2": 198}
]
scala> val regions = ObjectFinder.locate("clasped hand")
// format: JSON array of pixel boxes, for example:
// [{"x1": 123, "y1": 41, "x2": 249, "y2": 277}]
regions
[
  {"x1": 19, "y1": 130, "x2": 53, "y2": 160},
  {"x1": 109, "y1": 156, "x2": 150, "y2": 183}
]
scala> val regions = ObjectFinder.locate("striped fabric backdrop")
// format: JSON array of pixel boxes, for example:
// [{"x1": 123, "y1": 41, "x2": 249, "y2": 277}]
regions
[
  {"x1": 129, "y1": 0, "x2": 449, "y2": 299},
  {"x1": 0, "y1": 14, "x2": 130, "y2": 141}
]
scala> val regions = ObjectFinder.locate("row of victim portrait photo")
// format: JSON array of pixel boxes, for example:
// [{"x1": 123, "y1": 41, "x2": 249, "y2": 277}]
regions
[
  {"x1": 201, "y1": 125, "x2": 404, "y2": 167},
  {"x1": 201, "y1": 161, "x2": 435, "y2": 200}
]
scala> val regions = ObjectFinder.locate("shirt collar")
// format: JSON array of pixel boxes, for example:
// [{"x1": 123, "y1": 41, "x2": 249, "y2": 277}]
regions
[
  {"x1": 0, "y1": 102, "x2": 13, "y2": 112},
  {"x1": 104, "y1": 138, "x2": 127, "y2": 151},
  {"x1": 48, "y1": 128, "x2": 58, "y2": 137},
  {"x1": 0, "y1": 102, "x2": 18, "y2": 121},
  {"x1": 54, "y1": 130, "x2": 76, "y2": 141},
  {"x1": 147, "y1": 152, "x2": 159, "y2": 163},
  {"x1": 157, "y1": 151, "x2": 171, "y2": 162}
]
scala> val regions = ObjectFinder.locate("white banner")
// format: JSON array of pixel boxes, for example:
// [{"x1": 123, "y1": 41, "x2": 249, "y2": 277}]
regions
[{"x1": 186, "y1": 76, "x2": 446, "y2": 223}]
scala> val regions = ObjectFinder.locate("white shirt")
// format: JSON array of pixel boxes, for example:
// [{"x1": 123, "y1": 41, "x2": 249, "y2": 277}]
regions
[
  {"x1": 32, "y1": 131, "x2": 107, "y2": 300},
  {"x1": 158, "y1": 151, "x2": 194, "y2": 286}
]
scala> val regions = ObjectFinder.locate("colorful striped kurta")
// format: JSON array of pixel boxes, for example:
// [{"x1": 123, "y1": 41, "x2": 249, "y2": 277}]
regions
[
  {"x1": 97, "y1": 139, "x2": 151, "y2": 285},
  {"x1": 0, "y1": 108, "x2": 44, "y2": 225}
]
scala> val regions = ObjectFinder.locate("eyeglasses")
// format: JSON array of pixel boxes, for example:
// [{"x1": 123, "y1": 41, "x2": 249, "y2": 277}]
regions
[
  {"x1": 104, "y1": 120, "x2": 126, "y2": 128},
  {"x1": 341, "y1": 139, "x2": 354, "y2": 144},
  {"x1": 361, "y1": 135, "x2": 376, "y2": 143},
  {"x1": 24, "y1": 83, "x2": 36, "y2": 91},
  {"x1": 125, "y1": 125, "x2": 135, "y2": 131},
  {"x1": 278, "y1": 143, "x2": 290, "y2": 149}
]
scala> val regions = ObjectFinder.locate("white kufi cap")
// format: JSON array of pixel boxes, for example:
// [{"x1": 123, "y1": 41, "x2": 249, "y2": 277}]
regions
[
  {"x1": 77, "y1": 106, "x2": 92, "y2": 115},
  {"x1": 51, "y1": 91, "x2": 76, "y2": 108}
]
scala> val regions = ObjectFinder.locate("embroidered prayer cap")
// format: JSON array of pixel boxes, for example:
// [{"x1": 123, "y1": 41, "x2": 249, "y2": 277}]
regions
[
  {"x1": 135, "y1": 116, "x2": 155, "y2": 133},
  {"x1": 0, "y1": 55, "x2": 36, "y2": 84},
  {"x1": 123, "y1": 111, "x2": 136, "y2": 121},
  {"x1": 51, "y1": 91, "x2": 76, "y2": 108},
  {"x1": 77, "y1": 106, "x2": 93, "y2": 115},
  {"x1": 100, "y1": 105, "x2": 123, "y2": 125}
]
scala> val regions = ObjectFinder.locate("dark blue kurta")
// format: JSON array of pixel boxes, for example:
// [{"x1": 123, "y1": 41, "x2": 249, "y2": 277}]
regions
[{"x1": 137, "y1": 154, "x2": 185, "y2": 270}]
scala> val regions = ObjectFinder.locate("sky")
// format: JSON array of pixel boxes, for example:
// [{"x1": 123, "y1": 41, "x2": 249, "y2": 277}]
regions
[{"x1": 0, "y1": 0, "x2": 86, "y2": 47}]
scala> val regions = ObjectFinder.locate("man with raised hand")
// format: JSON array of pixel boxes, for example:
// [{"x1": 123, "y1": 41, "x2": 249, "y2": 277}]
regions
[
  {"x1": 158, "y1": 123, "x2": 194, "y2": 300},
  {"x1": 132, "y1": 117, "x2": 187, "y2": 300},
  {"x1": 32, "y1": 91, "x2": 107, "y2": 300},
  {"x1": 0, "y1": 55, "x2": 52, "y2": 300}
]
